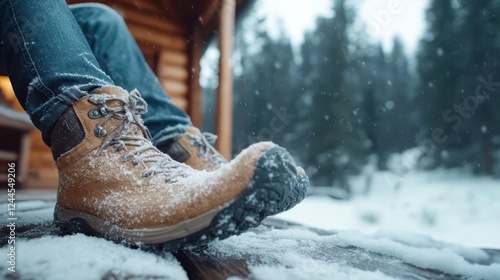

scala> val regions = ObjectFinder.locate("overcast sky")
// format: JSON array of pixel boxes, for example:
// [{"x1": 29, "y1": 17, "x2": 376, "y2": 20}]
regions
[
  {"x1": 201, "y1": 0, "x2": 429, "y2": 84},
  {"x1": 258, "y1": 0, "x2": 429, "y2": 53}
]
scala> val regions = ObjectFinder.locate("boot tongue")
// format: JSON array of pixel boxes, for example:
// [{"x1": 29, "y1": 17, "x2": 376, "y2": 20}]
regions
[
  {"x1": 185, "y1": 126, "x2": 202, "y2": 135},
  {"x1": 90, "y1": 86, "x2": 129, "y2": 108},
  {"x1": 89, "y1": 86, "x2": 151, "y2": 143},
  {"x1": 89, "y1": 86, "x2": 144, "y2": 126},
  {"x1": 91, "y1": 86, "x2": 128, "y2": 97}
]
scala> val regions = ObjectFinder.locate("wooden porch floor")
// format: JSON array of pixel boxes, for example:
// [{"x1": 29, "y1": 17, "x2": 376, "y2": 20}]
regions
[{"x1": 1, "y1": 190, "x2": 499, "y2": 279}]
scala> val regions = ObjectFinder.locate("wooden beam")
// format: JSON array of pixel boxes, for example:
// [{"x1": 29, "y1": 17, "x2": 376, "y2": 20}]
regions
[
  {"x1": 0, "y1": 150, "x2": 18, "y2": 161},
  {"x1": 188, "y1": 26, "x2": 204, "y2": 129},
  {"x1": 201, "y1": 1, "x2": 222, "y2": 26},
  {"x1": 215, "y1": 0, "x2": 235, "y2": 159}
]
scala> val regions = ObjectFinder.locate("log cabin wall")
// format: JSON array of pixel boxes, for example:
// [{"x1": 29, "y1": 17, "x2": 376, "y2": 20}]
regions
[
  {"x1": 67, "y1": 0, "x2": 196, "y2": 116},
  {"x1": 67, "y1": 0, "x2": 249, "y2": 156},
  {"x1": 22, "y1": 0, "x2": 209, "y2": 189},
  {"x1": 0, "y1": 0, "x2": 250, "y2": 188},
  {"x1": 0, "y1": 77, "x2": 59, "y2": 189}
]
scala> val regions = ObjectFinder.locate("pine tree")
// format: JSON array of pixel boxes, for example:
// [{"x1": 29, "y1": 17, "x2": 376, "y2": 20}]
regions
[
  {"x1": 355, "y1": 39, "x2": 415, "y2": 170},
  {"x1": 356, "y1": 44, "x2": 388, "y2": 168},
  {"x1": 416, "y1": 0, "x2": 461, "y2": 168},
  {"x1": 304, "y1": 0, "x2": 367, "y2": 189},
  {"x1": 292, "y1": 32, "x2": 319, "y2": 166},
  {"x1": 231, "y1": 25, "x2": 299, "y2": 155},
  {"x1": 455, "y1": 0, "x2": 500, "y2": 175},
  {"x1": 383, "y1": 38, "x2": 415, "y2": 161}
]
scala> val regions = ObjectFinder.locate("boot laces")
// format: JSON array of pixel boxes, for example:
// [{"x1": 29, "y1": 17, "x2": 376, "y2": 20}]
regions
[
  {"x1": 88, "y1": 90, "x2": 185, "y2": 178},
  {"x1": 186, "y1": 132, "x2": 227, "y2": 168}
]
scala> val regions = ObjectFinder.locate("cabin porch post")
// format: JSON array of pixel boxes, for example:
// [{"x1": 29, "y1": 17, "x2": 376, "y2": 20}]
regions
[{"x1": 216, "y1": 0, "x2": 235, "y2": 159}]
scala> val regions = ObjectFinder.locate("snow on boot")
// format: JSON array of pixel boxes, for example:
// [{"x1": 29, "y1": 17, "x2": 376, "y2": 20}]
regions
[
  {"x1": 51, "y1": 86, "x2": 297, "y2": 250},
  {"x1": 158, "y1": 126, "x2": 310, "y2": 214}
]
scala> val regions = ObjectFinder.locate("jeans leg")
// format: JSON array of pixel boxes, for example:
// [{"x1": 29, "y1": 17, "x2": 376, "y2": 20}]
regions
[
  {"x1": 0, "y1": 0, "x2": 114, "y2": 145},
  {"x1": 69, "y1": 3, "x2": 193, "y2": 147}
]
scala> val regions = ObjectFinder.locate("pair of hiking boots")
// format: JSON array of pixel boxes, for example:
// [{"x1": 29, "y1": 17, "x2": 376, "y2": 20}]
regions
[{"x1": 51, "y1": 86, "x2": 308, "y2": 250}]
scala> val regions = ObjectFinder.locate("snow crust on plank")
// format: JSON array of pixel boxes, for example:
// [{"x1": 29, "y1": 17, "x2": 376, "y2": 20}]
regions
[
  {"x1": 208, "y1": 227, "x2": 500, "y2": 280},
  {"x1": 0, "y1": 234, "x2": 188, "y2": 280},
  {"x1": 277, "y1": 168, "x2": 500, "y2": 249},
  {"x1": 370, "y1": 230, "x2": 490, "y2": 263},
  {"x1": 245, "y1": 263, "x2": 395, "y2": 280},
  {"x1": 0, "y1": 201, "x2": 53, "y2": 227},
  {"x1": 334, "y1": 230, "x2": 500, "y2": 279},
  {"x1": 2, "y1": 167, "x2": 499, "y2": 279},
  {"x1": 1, "y1": 196, "x2": 499, "y2": 279}
]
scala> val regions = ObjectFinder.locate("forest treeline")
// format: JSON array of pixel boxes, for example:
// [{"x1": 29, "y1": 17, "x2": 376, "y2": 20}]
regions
[{"x1": 203, "y1": 0, "x2": 500, "y2": 189}]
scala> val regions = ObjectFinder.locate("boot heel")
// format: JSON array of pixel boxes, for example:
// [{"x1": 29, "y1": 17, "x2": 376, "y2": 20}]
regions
[
  {"x1": 54, "y1": 205, "x2": 99, "y2": 237},
  {"x1": 53, "y1": 213, "x2": 77, "y2": 236}
]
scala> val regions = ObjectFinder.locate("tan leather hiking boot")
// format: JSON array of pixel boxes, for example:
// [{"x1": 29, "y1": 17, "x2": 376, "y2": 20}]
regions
[
  {"x1": 158, "y1": 126, "x2": 227, "y2": 171},
  {"x1": 51, "y1": 86, "x2": 298, "y2": 250},
  {"x1": 158, "y1": 127, "x2": 310, "y2": 214}
]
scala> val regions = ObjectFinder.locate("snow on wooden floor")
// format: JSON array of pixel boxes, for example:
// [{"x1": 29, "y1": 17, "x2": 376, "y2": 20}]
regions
[
  {"x1": 1, "y1": 169, "x2": 500, "y2": 279},
  {"x1": 277, "y1": 169, "x2": 500, "y2": 249}
]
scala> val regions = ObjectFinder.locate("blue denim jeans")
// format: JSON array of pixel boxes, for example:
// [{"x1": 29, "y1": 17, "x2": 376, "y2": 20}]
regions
[{"x1": 0, "y1": 0, "x2": 191, "y2": 146}]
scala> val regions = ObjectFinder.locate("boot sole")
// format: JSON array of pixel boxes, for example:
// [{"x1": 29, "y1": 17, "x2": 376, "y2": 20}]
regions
[
  {"x1": 54, "y1": 146, "x2": 297, "y2": 250},
  {"x1": 277, "y1": 173, "x2": 309, "y2": 214}
]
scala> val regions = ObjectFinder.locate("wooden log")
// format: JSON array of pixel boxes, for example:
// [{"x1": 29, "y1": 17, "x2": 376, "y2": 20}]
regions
[
  {"x1": 72, "y1": 0, "x2": 163, "y2": 16},
  {"x1": 156, "y1": 0, "x2": 185, "y2": 24},
  {"x1": 215, "y1": 0, "x2": 236, "y2": 159},
  {"x1": 171, "y1": 97, "x2": 189, "y2": 112},
  {"x1": 136, "y1": 41, "x2": 161, "y2": 71},
  {"x1": 28, "y1": 150, "x2": 56, "y2": 169},
  {"x1": 138, "y1": 45, "x2": 158, "y2": 58},
  {"x1": 113, "y1": 5, "x2": 185, "y2": 35},
  {"x1": 157, "y1": 65, "x2": 189, "y2": 82},
  {"x1": 29, "y1": 130, "x2": 49, "y2": 150},
  {"x1": 112, "y1": 0, "x2": 163, "y2": 14},
  {"x1": 161, "y1": 80, "x2": 189, "y2": 98},
  {"x1": 26, "y1": 168, "x2": 58, "y2": 189},
  {"x1": 158, "y1": 50, "x2": 189, "y2": 67},
  {"x1": 127, "y1": 23, "x2": 187, "y2": 51}
]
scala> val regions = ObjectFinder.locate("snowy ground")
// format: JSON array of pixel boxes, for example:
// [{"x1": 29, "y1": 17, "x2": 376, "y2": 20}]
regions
[
  {"x1": 1, "y1": 169, "x2": 500, "y2": 279},
  {"x1": 277, "y1": 169, "x2": 500, "y2": 249}
]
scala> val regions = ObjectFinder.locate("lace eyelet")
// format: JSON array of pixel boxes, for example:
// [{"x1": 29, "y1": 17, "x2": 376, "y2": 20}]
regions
[
  {"x1": 94, "y1": 126, "x2": 107, "y2": 137},
  {"x1": 88, "y1": 109, "x2": 103, "y2": 119},
  {"x1": 88, "y1": 107, "x2": 108, "y2": 119}
]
